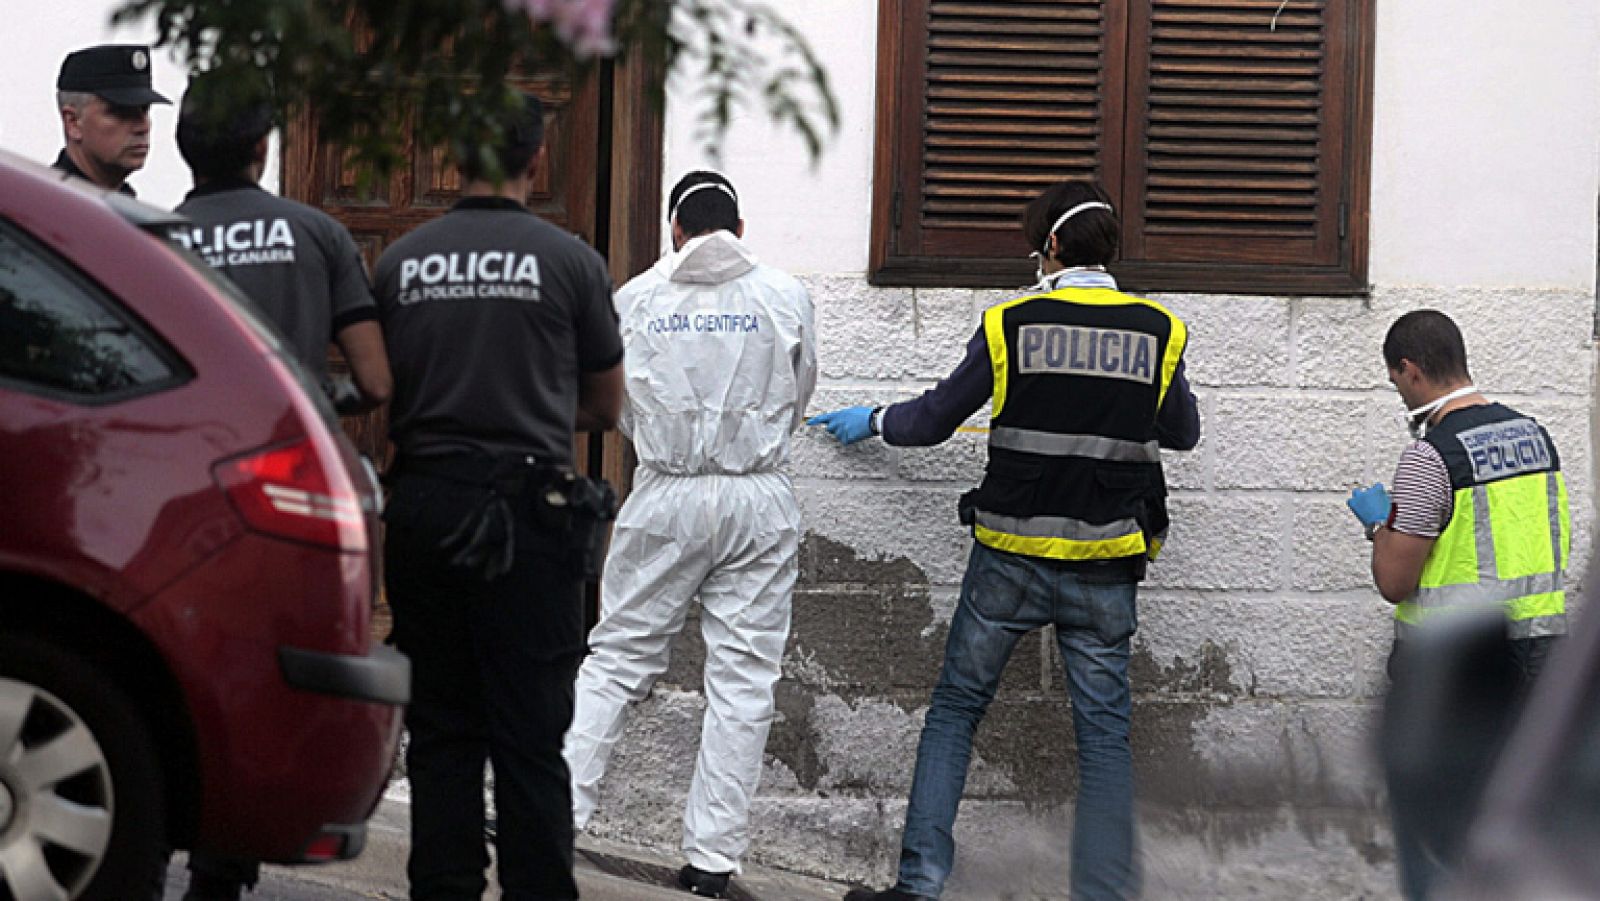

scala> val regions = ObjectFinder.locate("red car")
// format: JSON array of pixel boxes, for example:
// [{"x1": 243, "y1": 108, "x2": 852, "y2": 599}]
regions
[{"x1": 0, "y1": 150, "x2": 407, "y2": 900}]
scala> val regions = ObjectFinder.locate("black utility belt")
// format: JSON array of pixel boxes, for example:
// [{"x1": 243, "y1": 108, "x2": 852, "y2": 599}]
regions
[{"x1": 393, "y1": 452, "x2": 618, "y2": 582}]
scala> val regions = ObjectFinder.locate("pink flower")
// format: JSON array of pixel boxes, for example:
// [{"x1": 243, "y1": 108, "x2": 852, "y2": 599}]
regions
[{"x1": 504, "y1": 0, "x2": 617, "y2": 58}]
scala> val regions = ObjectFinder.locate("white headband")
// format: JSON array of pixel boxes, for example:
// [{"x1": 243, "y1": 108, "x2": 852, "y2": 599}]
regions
[
  {"x1": 1042, "y1": 201, "x2": 1113, "y2": 253},
  {"x1": 670, "y1": 181, "x2": 738, "y2": 222}
]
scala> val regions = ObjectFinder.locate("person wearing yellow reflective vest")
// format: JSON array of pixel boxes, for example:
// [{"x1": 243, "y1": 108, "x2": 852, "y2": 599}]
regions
[
  {"x1": 810, "y1": 180, "x2": 1199, "y2": 901},
  {"x1": 1346, "y1": 309, "x2": 1568, "y2": 901}
]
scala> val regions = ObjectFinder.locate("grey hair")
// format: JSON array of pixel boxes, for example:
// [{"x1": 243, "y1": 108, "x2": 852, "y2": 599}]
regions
[{"x1": 57, "y1": 90, "x2": 95, "y2": 114}]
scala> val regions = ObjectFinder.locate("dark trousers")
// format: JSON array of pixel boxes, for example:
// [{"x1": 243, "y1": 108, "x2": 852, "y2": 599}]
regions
[
  {"x1": 1384, "y1": 634, "x2": 1558, "y2": 900},
  {"x1": 184, "y1": 853, "x2": 259, "y2": 899},
  {"x1": 385, "y1": 472, "x2": 586, "y2": 901}
]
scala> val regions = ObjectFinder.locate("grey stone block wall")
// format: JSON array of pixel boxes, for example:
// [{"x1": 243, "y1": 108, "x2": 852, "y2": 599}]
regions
[{"x1": 582, "y1": 282, "x2": 1595, "y2": 898}]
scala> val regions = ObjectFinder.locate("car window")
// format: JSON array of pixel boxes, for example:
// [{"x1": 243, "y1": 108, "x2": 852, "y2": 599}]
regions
[{"x1": 0, "y1": 222, "x2": 179, "y2": 399}]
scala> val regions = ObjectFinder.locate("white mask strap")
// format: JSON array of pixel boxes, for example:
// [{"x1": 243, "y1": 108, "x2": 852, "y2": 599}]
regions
[
  {"x1": 670, "y1": 181, "x2": 738, "y2": 222},
  {"x1": 1407, "y1": 384, "x2": 1477, "y2": 437},
  {"x1": 1042, "y1": 201, "x2": 1112, "y2": 253}
]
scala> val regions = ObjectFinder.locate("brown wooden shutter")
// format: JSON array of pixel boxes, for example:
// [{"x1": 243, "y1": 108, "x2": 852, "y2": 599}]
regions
[
  {"x1": 1116, "y1": 0, "x2": 1372, "y2": 293},
  {"x1": 870, "y1": 0, "x2": 1373, "y2": 294},
  {"x1": 871, "y1": 0, "x2": 1126, "y2": 287}
]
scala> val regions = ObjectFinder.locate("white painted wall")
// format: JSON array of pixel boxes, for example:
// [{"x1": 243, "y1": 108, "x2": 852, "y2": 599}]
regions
[
  {"x1": 1369, "y1": 0, "x2": 1600, "y2": 289},
  {"x1": 662, "y1": 0, "x2": 879, "y2": 274},
  {"x1": 1, "y1": 3, "x2": 279, "y2": 209},
  {"x1": 663, "y1": 1, "x2": 1600, "y2": 290}
]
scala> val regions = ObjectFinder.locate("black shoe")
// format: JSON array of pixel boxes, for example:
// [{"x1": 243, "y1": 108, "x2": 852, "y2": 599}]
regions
[
  {"x1": 842, "y1": 888, "x2": 931, "y2": 901},
  {"x1": 678, "y1": 864, "x2": 732, "y2": 897},
  {"x1": 183, "y1": 874, "x2": 242, "y2": 901}
]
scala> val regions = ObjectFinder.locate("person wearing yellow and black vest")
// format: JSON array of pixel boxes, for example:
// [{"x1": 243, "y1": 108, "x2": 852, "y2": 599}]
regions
[
  {"x1": 1346, "y1": 309, "x2": 1568, "y2": 901},
  {"x1": 811, "y1": 180, "x2": 1199, "y2": 901}
]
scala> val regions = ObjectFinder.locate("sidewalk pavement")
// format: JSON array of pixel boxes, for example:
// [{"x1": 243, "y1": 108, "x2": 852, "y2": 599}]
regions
[{"x1": 189, "y1": 789, "x2": 849, "y2": 901}]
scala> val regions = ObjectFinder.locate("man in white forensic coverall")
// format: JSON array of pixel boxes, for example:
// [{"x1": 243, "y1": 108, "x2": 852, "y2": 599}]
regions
[{"x1": 564, "y1": 170, "x2": 816, "y2": 899}]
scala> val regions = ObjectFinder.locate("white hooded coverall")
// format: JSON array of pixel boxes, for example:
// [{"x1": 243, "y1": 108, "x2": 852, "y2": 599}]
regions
[{"x1": 564, "y1": 230, "x2": 816, "y2": 874}]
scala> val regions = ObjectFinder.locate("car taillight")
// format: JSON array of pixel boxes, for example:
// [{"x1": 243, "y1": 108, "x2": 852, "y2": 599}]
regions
[{"x1": 213, "y1": 438, "x2": 367, "y2": 552}]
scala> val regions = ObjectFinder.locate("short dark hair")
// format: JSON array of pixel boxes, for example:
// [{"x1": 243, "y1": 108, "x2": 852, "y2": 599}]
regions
[
  {"x1": 668, "y1": 170, "x2": 739, "y2": 237},
  {"x1": 460, "y1": 92, "x2": 546, "y2": 182},
  {"x1": 1021, "y1": 180, "x2": 1118, "y2": 268},
  {"x1": 1383, "y1": 310, "x2": 1471, "y2": 382},
  {"x1": 176, "y1": 70, "x2": 275, "y2": 181}
]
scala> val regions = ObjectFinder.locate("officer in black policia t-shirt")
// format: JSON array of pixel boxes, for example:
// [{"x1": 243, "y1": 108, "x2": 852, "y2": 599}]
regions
[
  {"x1": 372, "y1": 92, "x2": 624, "y2": 901},
  {"x1": 173, "y1": 72, "x2": 391, "y2": 415},
  {"x1": 164, "y1": 72, "x2": 394, "y2": 901}
]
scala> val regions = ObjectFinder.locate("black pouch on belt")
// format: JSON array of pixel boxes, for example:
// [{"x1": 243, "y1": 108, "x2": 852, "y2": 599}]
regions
[
  {"x1": 399, "y1": 452, "x2": 545, "y2": 582},
  {"x1": 529, "y1": 471, "x2": 619, "y2": 580}
]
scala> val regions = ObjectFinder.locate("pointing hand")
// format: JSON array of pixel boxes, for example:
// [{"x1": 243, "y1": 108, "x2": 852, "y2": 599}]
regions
[{"x1": 807, "y1": 406, "x2": 875, "y2": 445}]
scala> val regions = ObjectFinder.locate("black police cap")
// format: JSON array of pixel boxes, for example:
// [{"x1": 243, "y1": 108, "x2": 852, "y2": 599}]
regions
[{"x1": 58, "y1": 45, "x2": 171, "y2": 107}]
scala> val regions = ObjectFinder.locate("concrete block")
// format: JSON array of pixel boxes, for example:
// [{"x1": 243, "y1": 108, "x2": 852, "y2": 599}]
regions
[
  {"x1": 968, "y1": 696, "x2": 1075, "y2": 800},
  {"x1": 806, "y1": 276, "x2": 919, "y2": 380},
  {"x1": 1137, "y1": 594, "x2": 1365, "y2": 699},
  {"x1": 796, "y1": 485, "x2": 974, "y2": 586},
  {"x1": 908, "y1": 287, "x2": 983, "y2": 380},
  {"x1": 1291, "y1": 495, "x2": 1379, "y2": 592},
  {"x1": 1159, "y1": 391, "x2": 1209, "y2": 491},
  {"x1": 807, "y1": 695, "x2": 925, "y2": 795},
  {"x1": 784, "y1": 589, "x2": 899, "y2": 691},
  {"x1": 1352, "y1": 607, "x2": 1396, "y2": 698},
  {"x1": 588, "y1": 690, "x2": 706, "y2": 836},
  {"x1": 1152, "y1": 294, "x2": 1293, "y2": 388},
  {"x1": 1281, "y1": 703, "x2": 1387, "y2": 807},
  {"x1": 660, "y1": 608, "x2": 708, "y2": 690},
  {"x1": 1135, "y1": 700, "x2": 1288, "y2": 807},
  {"x1": 799, "y1": 532, "x2": 936, "y2": 586},
  {"x1": 1210, "y1": 394, "x2": 1374, "y2": 491},
  {"x1": 1294, "y1": 296, "x2": 1389, "y2": 390},
  {"x1": 1226, "y1": 598, "x2": 1365, "y2": 699},
  {"x1": 1148, "y1": 496, "x2": 1286, "y2": 592},
  {"x1": 1161, "y1": 699, "x2": 1385, "y2": 810},
  {"x1": 1373, "y1": 287, "x2": 1594, "y2": 395},
  {"x1": 1132, "y1": 592, "x2": 1249, "y2": 698},
  {"x1": 897, "y1": 429, "x2": 988, "y2": 483}
]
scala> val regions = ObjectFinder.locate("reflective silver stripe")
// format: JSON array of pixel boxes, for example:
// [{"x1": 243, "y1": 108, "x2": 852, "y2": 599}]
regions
[
  {"x1": 972, "y1": 510, "x2": 1141, "y2": 541},
  {"x1": 1473, "y1": 485, "x2": 1496, "y2": 582},
  {"x1": 1412, "y1": 571, "x2": 1564, "y2": 609},
  {"x1": 1548, "y1": 472, "x2": 1564, "y2": 571},
  {"x1": 989, "y1": 427, "x2": 1159, "y2": 462},
  {"x1": 1508, "y1": 613, "x2": 1568, "y2": 639},
  {"x1": 1395, "y1": 610, "x2": 1567, "y2": 641}
]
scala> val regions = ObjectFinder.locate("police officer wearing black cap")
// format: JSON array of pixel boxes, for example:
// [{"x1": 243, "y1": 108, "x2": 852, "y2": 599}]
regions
[
  {"x1": 54, "y1": 44, "x2": 170, "y2": 195},
  {"x1": 174, "y1": 71, "x2": 391, "y2": 417},
  {"x1": 373, "y1": 92, "x2": 624, "y2": 900}
]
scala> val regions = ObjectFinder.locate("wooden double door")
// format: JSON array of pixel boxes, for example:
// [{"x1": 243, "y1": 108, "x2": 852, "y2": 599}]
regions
[{"x1": 281, "y1": 61, "x2": 662, "y2": 495}]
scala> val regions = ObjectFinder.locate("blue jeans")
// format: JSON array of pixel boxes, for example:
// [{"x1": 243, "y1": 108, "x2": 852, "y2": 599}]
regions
[{"x1": 896, "y1": 543, "x2": 1139, "y2": 900}]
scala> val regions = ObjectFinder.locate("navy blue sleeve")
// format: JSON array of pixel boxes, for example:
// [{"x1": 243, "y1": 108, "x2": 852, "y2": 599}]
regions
[
  {"x1": 880, "y1": 328, "x2": 992, "y2": 447},
  {"x1": 1156, "y1": 359, "x2": 1200, "y2": 451}
]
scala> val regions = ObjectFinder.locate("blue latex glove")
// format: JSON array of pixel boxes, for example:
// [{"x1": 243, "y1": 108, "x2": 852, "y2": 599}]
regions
[
  {"x1": 1346, "y1": 483, "x2": 1392, "y2": 527},
  {"x1": 808, "y1": 406, "x2": 876, "y2": 445}
]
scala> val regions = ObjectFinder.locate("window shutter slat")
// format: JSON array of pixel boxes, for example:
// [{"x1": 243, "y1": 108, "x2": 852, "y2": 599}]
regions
[{"x1": 1119, "y1": 0, "x2": 1367, "y2": 289}]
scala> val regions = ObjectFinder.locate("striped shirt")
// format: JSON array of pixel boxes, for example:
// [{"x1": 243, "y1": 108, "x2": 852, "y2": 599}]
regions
[{"x1": 1389, "y1": 440, "x2": 1454, "y2": 538}]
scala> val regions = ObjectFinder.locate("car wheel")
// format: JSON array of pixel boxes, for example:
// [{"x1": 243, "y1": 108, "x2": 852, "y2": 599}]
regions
[{"x1": 0, "y1": 634, "x2": 167, "y2": 901}]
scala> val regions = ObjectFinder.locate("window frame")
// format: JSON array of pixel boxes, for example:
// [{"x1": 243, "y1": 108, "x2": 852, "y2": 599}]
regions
[{"x1": 868, "y1": 0, "x2": 1376, "y2": 296}]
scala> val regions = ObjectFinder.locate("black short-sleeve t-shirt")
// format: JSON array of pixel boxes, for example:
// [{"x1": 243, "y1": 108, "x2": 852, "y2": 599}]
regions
[
  {"x1": 175, "y1": 179, "x2": 376, "y2": 381},
  {"x1": 373, "y1": 196, "x2": 622, "y2": 465}
]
